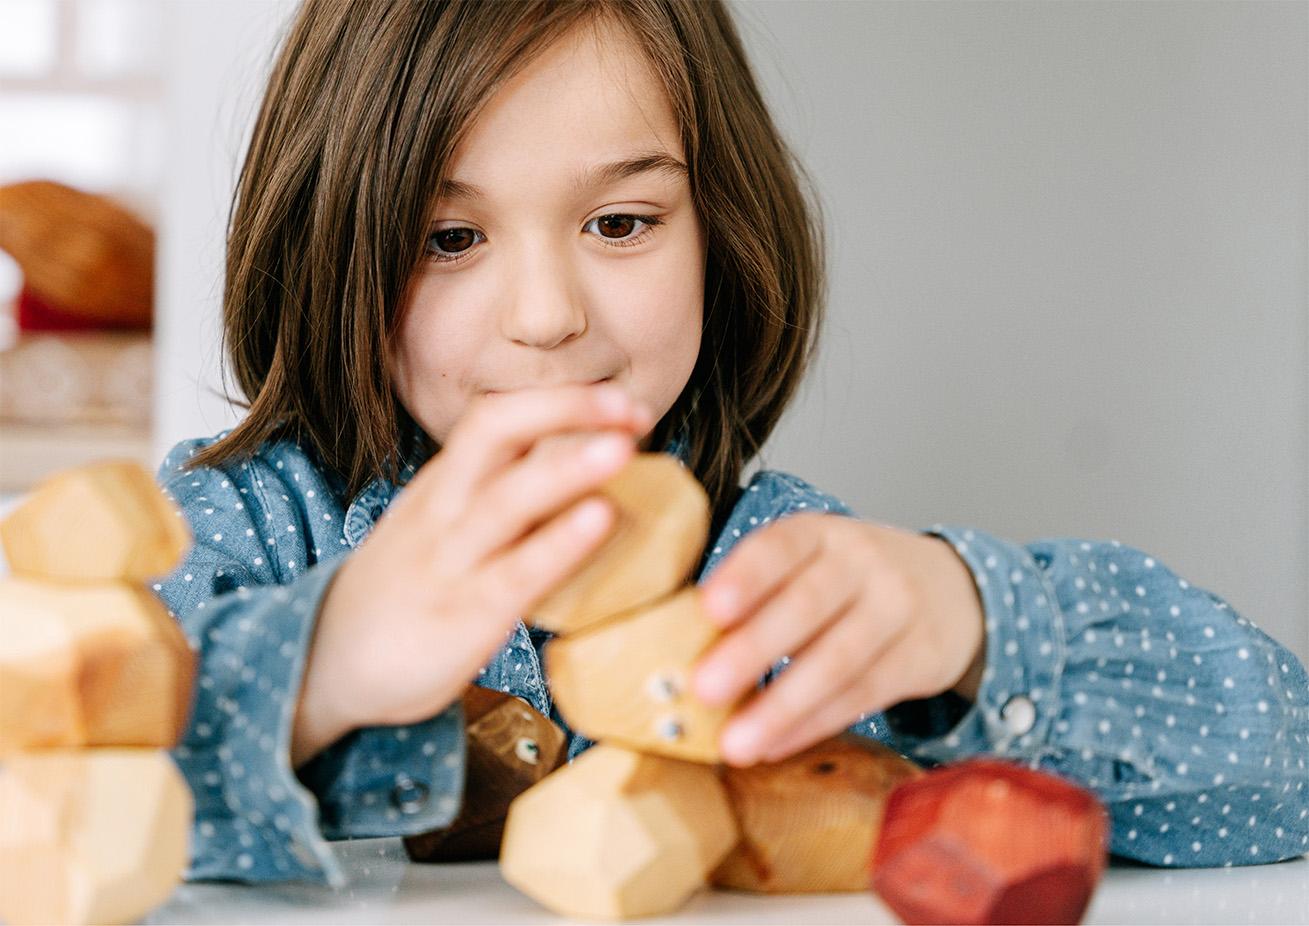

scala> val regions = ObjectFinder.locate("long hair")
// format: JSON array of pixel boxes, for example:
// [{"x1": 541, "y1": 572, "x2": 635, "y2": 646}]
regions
[{"x1": 189, "y1": 0, "x2": 827, "y2": 529}]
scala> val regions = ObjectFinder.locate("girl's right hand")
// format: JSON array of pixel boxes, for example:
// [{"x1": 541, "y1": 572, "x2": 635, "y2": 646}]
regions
[{"x1": 291, "y1": 383, "x2": 654, "y2": 766}]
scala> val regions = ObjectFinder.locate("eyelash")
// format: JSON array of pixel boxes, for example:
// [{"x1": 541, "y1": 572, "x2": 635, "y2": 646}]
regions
[{"x1": 423, "y1": 213, "x2": 664, "y2": 265}]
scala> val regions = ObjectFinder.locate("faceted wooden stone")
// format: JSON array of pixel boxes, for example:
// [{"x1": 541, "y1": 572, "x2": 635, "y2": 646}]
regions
[
  {"x1": 500, "y1": 744, "x2": 739, "y2": 918},
  {"x1": 870, "y1": 758, "x2": 1109, "y2": 925},
  {"x1": 713, "y1": 736, "x2": 923, "y2": 892},
  {"x1": 0, "y1": 749, "x2": 192, "y2": 925},
  {"x1": 527, "y1": 453, "x2": 709, "y2": 635},
  {"x1": 404, "y1": 686, "x2": 567, "y2": 862},
  {"x1": 1, "y1": 460, "x2": 190, "y2": 583},
  {"x1": 545, "y1": 586, "x2": 737, "y2": 762},
  {"x1": 0, "y1": 577, "x2": 195, "y2": 752}
]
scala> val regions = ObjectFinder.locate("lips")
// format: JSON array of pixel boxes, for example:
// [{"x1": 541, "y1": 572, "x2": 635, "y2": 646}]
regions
[{"x1": 484, "y1": 376, "x2": 611, "y2": 395}]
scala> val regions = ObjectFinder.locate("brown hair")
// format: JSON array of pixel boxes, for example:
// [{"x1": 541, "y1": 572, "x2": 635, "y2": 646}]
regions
[{"x1": 191, "y1": 0, "x2": 827, "y2": 528}]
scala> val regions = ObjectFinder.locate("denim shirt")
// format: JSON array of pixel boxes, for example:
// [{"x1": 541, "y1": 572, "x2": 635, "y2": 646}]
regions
[{"x1": 153, "y1": 431, "x2": 1309, "y2": 887}]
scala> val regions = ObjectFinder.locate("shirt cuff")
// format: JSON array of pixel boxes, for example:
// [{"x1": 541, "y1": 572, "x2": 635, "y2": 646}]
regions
[{"x1": 881, "y1": 525, "x2": 1067, "y2": 766}]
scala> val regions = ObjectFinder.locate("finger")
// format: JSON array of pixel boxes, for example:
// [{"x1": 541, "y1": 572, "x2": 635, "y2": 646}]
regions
[
  {"x1": 756, "y1": 672, "x2": 883, "y2": 763},
  {"x1": 717, "y1": 603, "x2": 910, "y2": 766},
  {"x1": 693, "y1": 550, "x2": 862, "y2": 706},
  {"x1": 475, "y1": 493, "x2": 618, "y2": 624},
  {"x1": 760, "y1": 629, "x2": 945, "y2": 763},
  {"x1": 447, "y1": 430, "x2": 636, "y2": 571},
  {"x1": 425, "y1": 383, "x2": 655, "y2": 505},
  {"x1": 699, "y1": 513, "x2": 825, "y2": 628}
]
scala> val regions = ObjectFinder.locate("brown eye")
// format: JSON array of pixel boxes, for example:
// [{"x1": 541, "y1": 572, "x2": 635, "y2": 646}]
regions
[
  {"x1": 429, "y1": 228, "x2": 477, "y2": 254},
  {"x1": 595, "y1": 214, "x2": 637, "y2": 239}
]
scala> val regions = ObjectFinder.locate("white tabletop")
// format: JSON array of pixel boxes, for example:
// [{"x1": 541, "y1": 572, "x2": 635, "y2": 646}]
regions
[{"x1": 145, "y1": 838, "x2": 1309, "y2": 925}]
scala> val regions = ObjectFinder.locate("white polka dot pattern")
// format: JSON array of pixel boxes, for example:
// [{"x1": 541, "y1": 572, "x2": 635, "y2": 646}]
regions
[{"x1": 153, "y1": 431, "x2": 1309, "y2": 886}]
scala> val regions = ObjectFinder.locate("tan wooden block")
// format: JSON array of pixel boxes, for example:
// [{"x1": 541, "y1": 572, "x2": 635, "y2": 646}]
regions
[
  {"x1": 0, "y1": 748, "x2": 192, "y2": 925},
  {"x1": 528, "y1": 453, "x2": 710, "y2": 634},
  {"x1": 0, "y1": 577, "x2": 195, "y2": 753},
  {"x1": 1, "y1": 460, "x2": 191, "y2": 583},
  {"x1": 712, "y1": 736, "x2": 923, "y2": 893},
  {"x1": 545, "y1": 586, "x2": 739, "y2": 762},
  {"x1": 404, "y1": 686, "x2": 567, "y2": 863},
  {"x1": 500, "y1": 744, "x2": 739, "y2": 918}
]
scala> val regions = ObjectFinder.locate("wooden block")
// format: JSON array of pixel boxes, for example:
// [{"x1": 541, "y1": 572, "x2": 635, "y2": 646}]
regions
[
  {"x1": 0, "y1": 577, "x2": 195, "y2": 753},
  {"x1": 0, "y1": 748, "x2": 192, "y2": 925},
  {"x1": 712, "y1": 736, "x2": 922, "y2": 893},
  {"x1": 527, "y1": 454, "x2": 709, "y2": 634},
  {"x1": 404, "y1": 686, "x2": 567, "y2": 863},
  {"x1": 1, "y1": 460, "x2": 190, "y2": 583},
  {"x1": 870, "y1": 758, "x2": 1109, "y2": 925},
  {"x1": 545, "y1": 586, "x2": 737, "y2": 762},
  {"x1": 500, "y1": 744, "x2": 739, "y2": 918}
]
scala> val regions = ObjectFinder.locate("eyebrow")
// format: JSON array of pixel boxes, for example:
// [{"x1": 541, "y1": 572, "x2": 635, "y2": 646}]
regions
[{"x1": 435, "y1": 151, "x2": 688, "y2": 203}]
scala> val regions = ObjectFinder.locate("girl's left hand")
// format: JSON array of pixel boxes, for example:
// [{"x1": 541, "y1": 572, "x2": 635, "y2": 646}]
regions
[{"x1": 692, "y1": 513, "x2": 988, "y2": 766}]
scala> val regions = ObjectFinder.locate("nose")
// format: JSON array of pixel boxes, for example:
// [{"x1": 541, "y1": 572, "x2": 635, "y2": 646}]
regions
[{"x1": 500, "y1": 248, "x2": 587, "y2": 349}]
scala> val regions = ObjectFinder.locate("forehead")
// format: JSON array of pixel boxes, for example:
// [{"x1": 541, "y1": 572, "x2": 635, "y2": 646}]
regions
[{"x1": 437, "y1": 17, "x2": 685, "y2": 202}]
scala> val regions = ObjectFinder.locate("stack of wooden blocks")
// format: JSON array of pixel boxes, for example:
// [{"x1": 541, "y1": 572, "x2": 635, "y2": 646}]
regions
[
  {"x1": 0, "y1": 461, "x2": 195, "y2": 925},
  {"x1": 405, "y1": 453, "x2": 1110, "y2": 924}
]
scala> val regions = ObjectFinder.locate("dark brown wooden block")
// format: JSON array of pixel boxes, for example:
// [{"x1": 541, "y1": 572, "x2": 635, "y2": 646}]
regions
[{"x1": 404, "y1": 686, "x2": 567, "y2": 862}]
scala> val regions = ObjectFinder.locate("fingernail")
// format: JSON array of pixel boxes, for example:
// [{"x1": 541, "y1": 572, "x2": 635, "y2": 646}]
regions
[
  {"x1": 583, "y1": 435, "x2": 627, "y2": 466},
  {"x1": 721, "y1": 723, "x2": 759, "y2": 766}
]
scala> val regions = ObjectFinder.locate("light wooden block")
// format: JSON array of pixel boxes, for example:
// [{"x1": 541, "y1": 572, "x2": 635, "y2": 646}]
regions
[
  {"x1": 527, "y1": 454, "x2": 710, "y2": 634},
  {"x1": 404, "y1": 686, "x2": 567, "y2": 863},
  {"x1": 1, "y1": 460, "x2": 190, "y2": 583},
  {"x1": 712, "y1": 736, "x2": 922, "y2": 893},
  {"x1": 0, "y1": 749, "x2": 192, "y2": 926},
  {"x1": 0, "y1": 577, "x2": 195, "y2": 753},
  {"x1": 545, "y1": 586, "x2": 738, "y2": 762},
  {"x1": 500, "y1": 744, "x2": 739, "y2": 918}
]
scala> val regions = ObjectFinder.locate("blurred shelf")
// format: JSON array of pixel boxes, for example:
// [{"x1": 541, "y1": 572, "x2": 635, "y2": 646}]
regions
[{"x1": 0, "y1": 419, "x2": 153, "y2": 494}]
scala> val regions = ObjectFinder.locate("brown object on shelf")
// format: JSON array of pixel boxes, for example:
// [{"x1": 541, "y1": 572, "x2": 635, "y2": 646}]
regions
[
  {"x1": 527, "y1": 453, "x2": 710, "y2": 635},
  {"x1": 500, "y1": 744, "x2": 739, "y2": 919},
  {"x1": 870, "y1": 758, "x2": 1109, "y2": 925},
  {"x1": 545, "y1": 586, "x2": 736, "y2": 763},
  {"x1": 0, "y1": 577, "x2": 195, "y2": 753},
  {"x1": 0, "y1": 749, "x2": 192, "y2": 926},
  {"x1": 0, "y1": 180, "x2": 153, "y2": 329},
  {"x1": 404, "y1": 686, "x2": 567, "y2": 863},
  {"x1": 712, "y1": 736, "x2": 922, "y2": 893},
  {"x1": 0, "y1": 459, "x2": 190, "y2": 583}
]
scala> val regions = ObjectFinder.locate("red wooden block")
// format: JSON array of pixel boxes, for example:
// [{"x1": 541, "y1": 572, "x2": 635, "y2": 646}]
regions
[{"x1": 869, "y1": 759, "x2": 1108, "y2": 925}]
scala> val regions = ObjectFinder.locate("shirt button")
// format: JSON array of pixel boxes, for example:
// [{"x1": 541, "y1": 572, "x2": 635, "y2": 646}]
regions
[
  {"x1": 390, "y1": 775, "x2": 430, "y2": 815},
  {"x1": 1000, "y1": 695, "x2": 1036, "y2": 736}
]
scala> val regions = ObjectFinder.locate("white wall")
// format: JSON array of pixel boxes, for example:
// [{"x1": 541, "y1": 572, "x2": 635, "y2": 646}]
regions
[
  {"x1": 155, "y1": 1, "x2": 1308, "y2": 664},
  {"x1": 153, "y1": 0, "x2": 297, "y2": 461}
]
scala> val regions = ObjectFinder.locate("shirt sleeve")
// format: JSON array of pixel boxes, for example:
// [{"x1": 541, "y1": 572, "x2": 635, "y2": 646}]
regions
[
  {"x1": 154, "y1": 443, "x2": 466, "y2": 886},
  {"x1": 881, "y1": 525, "x2": 1309, "y2": 868}
]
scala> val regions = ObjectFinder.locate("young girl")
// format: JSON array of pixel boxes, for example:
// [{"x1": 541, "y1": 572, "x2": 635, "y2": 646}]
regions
[{"x1": 155, "y1": 0, "x2": 1308, "y2": 887}]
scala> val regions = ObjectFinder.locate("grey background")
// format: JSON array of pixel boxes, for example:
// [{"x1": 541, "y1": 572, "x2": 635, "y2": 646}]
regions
[{"x1": 155, "y1": 1, "x2": 1308, "y2": 663}]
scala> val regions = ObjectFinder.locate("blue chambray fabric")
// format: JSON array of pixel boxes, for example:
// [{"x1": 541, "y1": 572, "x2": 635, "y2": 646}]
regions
[{"x1": 153, "y1": 431, "x2": 1309, "y2": 887}]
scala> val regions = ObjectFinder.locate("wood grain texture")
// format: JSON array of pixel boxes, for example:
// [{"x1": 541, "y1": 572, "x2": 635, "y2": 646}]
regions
[
  {"x1": 0, "y1": 460, "x2": 191, "y2": 583},
  {"x1": 404, "y1": 687, "x2": 567, "y2": 863},
  {"x1": 0, "y1": 749, "x2": 192, "y2": 925},
  {"x1": 0, "y1": 578, "x2": 195, "y2": 752},
  {"x1": 870, "y1": 758, "x2": 1109, "y2": 925},
  {"x1": 527, "y1": 454, "x2": 709, "y2": 634},
  {"x1": 713, "y1": 736, "x2": 923, "y2": 893},
  {"x1": 545, "y1": 586, "x2": 737, "y2": 762},
  {"x1": 500, "y1": 744, "x2": 739, "y2": 918}
]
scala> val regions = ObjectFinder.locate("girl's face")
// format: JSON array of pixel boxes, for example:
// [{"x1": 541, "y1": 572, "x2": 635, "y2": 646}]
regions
[{"x1": 392, "y1": 17, "x2": 707, "y2": 448}]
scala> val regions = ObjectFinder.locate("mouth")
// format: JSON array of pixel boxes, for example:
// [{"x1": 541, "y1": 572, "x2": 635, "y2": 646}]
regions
[{"x1": 484, "y1": 376, "x2": 612, "y2": 396}]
